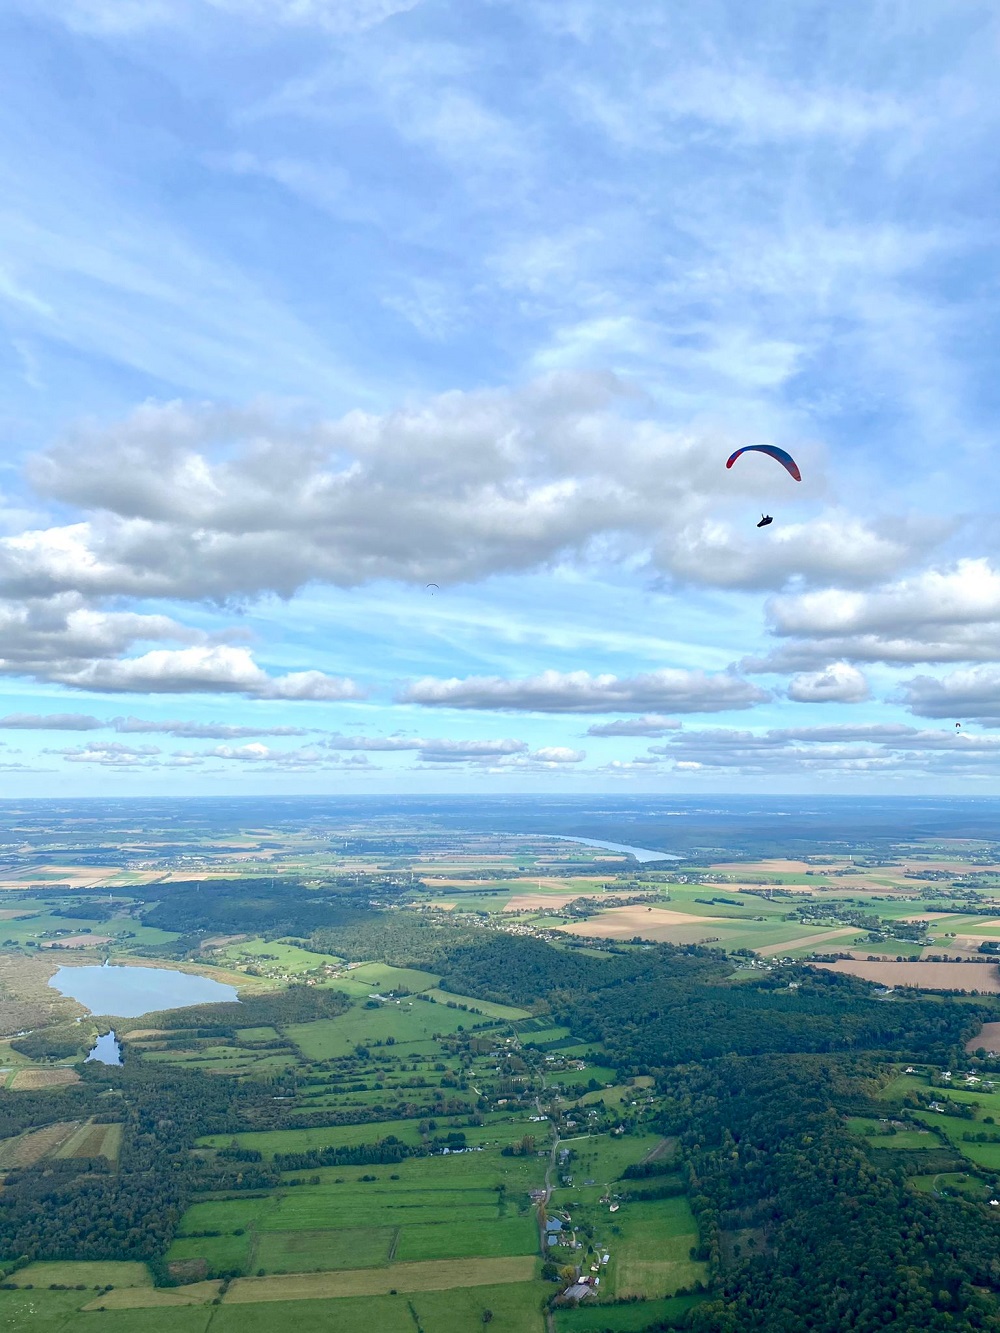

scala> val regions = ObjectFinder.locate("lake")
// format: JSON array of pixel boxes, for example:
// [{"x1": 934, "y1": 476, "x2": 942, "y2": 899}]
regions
[
  {"x1": 49, "y1": 964, "x2": 239, "y2": 1017},
  {"x1": 86, "y1": 1031, "x2": 122, "y2": 1066},
  {"x1": 548, "y1": 834, "x2": 680, "y2": 863}
]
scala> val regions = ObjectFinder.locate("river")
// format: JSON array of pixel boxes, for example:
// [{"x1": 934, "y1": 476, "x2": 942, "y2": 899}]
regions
[{"x1": 547, "y1": 834, "x2": 679, "y2": 863}]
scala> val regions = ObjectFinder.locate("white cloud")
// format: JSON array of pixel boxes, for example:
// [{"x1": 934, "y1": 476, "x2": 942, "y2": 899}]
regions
[
  {"x1": 0, "y1": 386, "x2": 924, "y2": 606},
  {"x1": 787, "y1": 663, "x2": 870, "y2": 704},
  {"x1": 753, "y1": 560, "x2": 1000, "y2": 669},
  {"x1": 38, "y1": 645, "x2": 364, "y2": 699},
  {"x1": 398, "y1": 667, "x2": 768, "y2": 714},
  {"x1": 901, "y1": 666, "x2": 1000, "y2": 727},
  {"x1": 51, "y1": 741, "x2": 162, "y2": 766},
  {"x1": 181, "y1": 743, "x2": 376, "y2": 769},
  {"x1": 647, "y1": 722, "x2": 1000, "y2": 777},
  {"x1": 586, "y1": 714, "x2": 681, "y2": 737}
]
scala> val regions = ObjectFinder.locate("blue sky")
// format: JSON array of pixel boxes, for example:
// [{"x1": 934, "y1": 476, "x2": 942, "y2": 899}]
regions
[{"x1": 2, "y1": 0, "x2": 1000, "y2": 794}]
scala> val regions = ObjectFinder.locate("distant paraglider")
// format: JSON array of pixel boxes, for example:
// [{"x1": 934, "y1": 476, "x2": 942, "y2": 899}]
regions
[
  {"x1": 425, "y1": 583, "x2": 440, "y2": 595},
  {"x1": 726, "y1": 444, "x2": 802, "y2": 481},
  {"x1": 956, "y1": 722, "x2": 962, "y2": 732},
  {"x1": 757, "y1": 515, "x2": 773, "y2": 528}
]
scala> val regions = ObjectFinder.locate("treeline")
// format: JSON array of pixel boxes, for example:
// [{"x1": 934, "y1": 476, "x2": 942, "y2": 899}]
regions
[
  {"x1": 132, "y1": 983, "x2": 352, "y2": 1032},
  {"x1": 273, "y1": 1138, "x2": 419, "y2": 1171}
]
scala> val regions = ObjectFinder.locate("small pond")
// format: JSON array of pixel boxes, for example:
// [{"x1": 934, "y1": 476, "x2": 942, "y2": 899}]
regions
[
  {"x1": 86, "y1": 1031, "x2": 122, "y2": 1066},
  {"x1": 49, "y1": 964, "x2": 239, "y2": 1017}
]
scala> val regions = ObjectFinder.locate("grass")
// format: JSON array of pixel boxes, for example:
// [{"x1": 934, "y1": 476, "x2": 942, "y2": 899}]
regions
[
  {"x1": 393, "y1": 1216, "x2": 537, "y2": 1262},
  {"x1": 253, "y1": 1226, "x2": 396, "y2": 1272},
  {"x1": 8, "y1": 1260, "x2": 152, "y2": 1288},
  {"x1": 606, "y1": 1198, "x2": 704, "y2": 1300},
  {"x1": 224, "y1": 1255, "x2": 537, "y2": 1302},
  {"x1": 349, "y1": 963, "x2": 441, "y2": 992},
  {"x1": 166, "y1": 1232, "x2": 251, "y2": 1273},
  {"x1": 283, "y1": 1002, "x2": 475, "y2": 1060},
  {"x1": 81, "y1": 1282, "x2": 221, "y2": 1310},
  {"x1": 213, "y1": 1295, "x2": 417, "y2": 1333},
  {"x1": 424, "y1": 989, "x2": 529, "y2": 1019},
  {"x1": 198, "y1": 1116, "x2": 424, "y2": 1157},
  {"x1": 846, "y1": 1117, "x2": 942, "y2": 1150}
]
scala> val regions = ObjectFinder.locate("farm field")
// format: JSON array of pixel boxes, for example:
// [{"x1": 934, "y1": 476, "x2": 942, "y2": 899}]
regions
[
  {"x1": 815, "y1": 960, "x2": 1000, "y2": 991},
  {"x1": 224, "y1": 1255, "x2": 538, "y2": 1301},
  {"x1": 9, "y1": 1259, "x2": 153, "y2": 1288}
]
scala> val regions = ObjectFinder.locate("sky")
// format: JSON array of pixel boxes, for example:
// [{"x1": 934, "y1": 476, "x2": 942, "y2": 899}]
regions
[{"x1": 2, "y1": 0, "x2": 1000, "y2": 795}]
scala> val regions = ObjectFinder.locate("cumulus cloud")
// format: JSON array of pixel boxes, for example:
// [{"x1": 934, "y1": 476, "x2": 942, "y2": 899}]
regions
[
  {"x1": 586, "y1": 714, "x2": 681, "y2": 737},
  {"x1": 50, "y1": 741, "x2": 162, "y2": 766},
  {"x1": 787, "y1": 663, "x2": 870, "y2": 703},
  {"x1": 752, "y1": 560, "x2": 1000, "y2": 669},
  {"x1": 36, "y1": 645, "x2": 364, "y2": 699},
  {"x1": 0, "y1": 385, "x2": 925, "y2": 609},
  {"x1": 900, "y1": 666, "x2": 1000, "y2": 726},
  {"x1": 476, "y1": 747, "x2": 587, "y2": 773},
  {"x1": 648, "y1": 723, "x2": 1000, "y2": 777},
  {"x1": 186, "y1": 743, "x2": 376, "y2": 769},
  {"x1": 398, "y1": 667, "x2": 768, "y2": 714}
]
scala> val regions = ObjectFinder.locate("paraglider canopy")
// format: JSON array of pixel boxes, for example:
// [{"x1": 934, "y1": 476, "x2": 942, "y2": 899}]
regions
[
  {"x1": 726, "y1": 444, "x2": 802, "y2": 482},
  {"x1": 425, "y1": 583, "x2": 440, "y2": 593},
  {"x1": 956, "y1": 722, "x2": 962, "y2": 732},
  {"x1": 757, "y1": 515, "x2": 773, "y2": 528}
]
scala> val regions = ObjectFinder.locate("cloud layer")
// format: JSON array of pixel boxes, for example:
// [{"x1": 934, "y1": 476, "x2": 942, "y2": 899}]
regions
[{"x1": 398, "y1": 667, "x2": 768, "y2": 713}]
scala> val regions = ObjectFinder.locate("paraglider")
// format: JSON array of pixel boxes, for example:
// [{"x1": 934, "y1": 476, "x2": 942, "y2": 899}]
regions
[
  {"x1": 726, "y1": 444, "x2": 802, "y2": 481},
  {"x1": 956, "y1": 722, "x2": 962, "y2": 732},
  {"x1": 425, "y1": 583, "x2": 440, "y2": 594},
  {"x1": 727, "y1": 445, "x2": 801, "y2": 527}
]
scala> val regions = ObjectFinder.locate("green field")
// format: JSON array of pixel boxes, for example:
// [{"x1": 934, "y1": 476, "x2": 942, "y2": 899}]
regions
[
  {"x1": 8, "y1": 1260, "x2": 152, "y2": 1288},
  {"x1": 606, "y1": 1198, "x2": 705, "y2": 1299},
  {"x1": 254, "y1": 1226, "x2": 396, "y2": 1272},
  {"x1": 283, "y1": 1002, "x2": 475, "y2": 1059}
]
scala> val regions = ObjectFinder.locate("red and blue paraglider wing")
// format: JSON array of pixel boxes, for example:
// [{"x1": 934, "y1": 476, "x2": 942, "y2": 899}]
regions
[{"x1": 725, "y1": 445, "x2": 801, "y2": 482}]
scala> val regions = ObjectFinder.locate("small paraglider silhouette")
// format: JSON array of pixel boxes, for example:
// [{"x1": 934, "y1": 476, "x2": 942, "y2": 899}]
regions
[
  {"x1": 956, "y1": 722, "x2": 962, "y2": 732},
  {"x1": 757, "y1": 515, "x2": 773, "y2": 528},
  {"x1": 425, "y1": 583, "x2": 440, "y2": 595}
]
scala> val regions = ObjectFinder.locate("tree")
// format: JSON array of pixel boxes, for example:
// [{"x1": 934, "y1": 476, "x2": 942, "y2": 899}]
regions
[{"x1": 481, "y1": 1312, "x2": 493, "y2": 1325}]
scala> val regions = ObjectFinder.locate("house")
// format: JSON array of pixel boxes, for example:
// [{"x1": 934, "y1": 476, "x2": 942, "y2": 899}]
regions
[{"x1": 561, "y1": 1283, "x2": 592, "y2": 1303}]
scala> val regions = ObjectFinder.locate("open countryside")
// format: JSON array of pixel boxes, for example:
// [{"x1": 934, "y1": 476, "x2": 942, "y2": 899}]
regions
[{"x1": 3, "y1": 799, "x2": 1000, "y2": 1330}]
